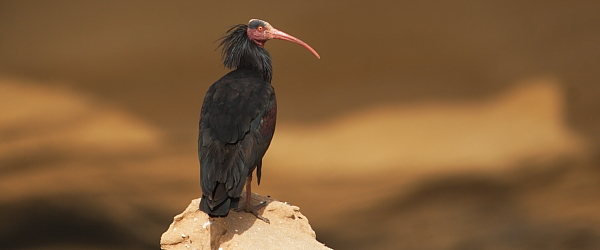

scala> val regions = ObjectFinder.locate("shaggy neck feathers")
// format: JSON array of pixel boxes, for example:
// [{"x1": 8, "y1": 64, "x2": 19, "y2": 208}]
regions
[{"x1": 219, "y1": 24, "x2": 273, "y2": 83}]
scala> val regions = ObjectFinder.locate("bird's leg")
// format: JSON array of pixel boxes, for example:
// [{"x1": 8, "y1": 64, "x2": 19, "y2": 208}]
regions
[{"x1": 235, "y1": 175, "x2": 270, "y2": 223}]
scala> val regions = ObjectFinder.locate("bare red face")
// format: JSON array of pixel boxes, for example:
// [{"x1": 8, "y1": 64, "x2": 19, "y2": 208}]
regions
[{"x1": 246, "y1": 19, "x2": 320, "y2": 59}]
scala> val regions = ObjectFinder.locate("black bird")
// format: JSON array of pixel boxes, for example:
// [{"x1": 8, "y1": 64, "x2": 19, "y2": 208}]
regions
[{"x1": 199, "y1": 19, "x2": 319, "y2": 222}]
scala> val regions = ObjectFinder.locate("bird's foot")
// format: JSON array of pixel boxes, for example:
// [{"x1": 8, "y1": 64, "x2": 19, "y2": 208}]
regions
[{"x1": 235, "y1": 200, "x2": 270, "y2": 224}]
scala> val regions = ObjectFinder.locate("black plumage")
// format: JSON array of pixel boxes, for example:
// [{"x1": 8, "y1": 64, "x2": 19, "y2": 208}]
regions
[{"x1": 198, "y1": 19, "x2": 319, "y2": 222}]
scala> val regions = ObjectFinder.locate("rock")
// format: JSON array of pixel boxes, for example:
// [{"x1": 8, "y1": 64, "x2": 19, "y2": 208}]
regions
[{"x1": 160, "y1": 193, "x2": 331, "y2": 250}]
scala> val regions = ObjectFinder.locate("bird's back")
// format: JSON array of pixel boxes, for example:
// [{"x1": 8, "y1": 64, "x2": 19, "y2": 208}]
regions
[{"x1": 198, "y1": 69, "x2": 277, "y2": 217}]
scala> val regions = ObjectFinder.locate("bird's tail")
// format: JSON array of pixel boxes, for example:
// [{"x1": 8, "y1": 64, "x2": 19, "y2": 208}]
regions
[{"x1": 199, "y1": 194, "x2": 240, "y2": 217}]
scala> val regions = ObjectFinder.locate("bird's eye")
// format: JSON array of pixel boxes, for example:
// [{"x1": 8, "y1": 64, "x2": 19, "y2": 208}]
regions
[{"x1": 257, "y1": 26, "x2": 264, "y2": 31}]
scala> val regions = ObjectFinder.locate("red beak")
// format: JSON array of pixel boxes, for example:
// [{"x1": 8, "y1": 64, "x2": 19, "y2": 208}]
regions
[{"x1": 270, "y1": 29, "x2": 320, "y2": 59}]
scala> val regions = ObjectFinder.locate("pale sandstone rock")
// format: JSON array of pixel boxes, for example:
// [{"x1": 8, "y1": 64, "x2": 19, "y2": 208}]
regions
[{"x1": 161, "y1": 193, "x2": 331, "y2": 250}]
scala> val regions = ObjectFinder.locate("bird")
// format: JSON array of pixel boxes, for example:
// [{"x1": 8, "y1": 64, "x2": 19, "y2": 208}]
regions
[{"x1": 198, "y1": 19, "x2": 320, "y2": 223}]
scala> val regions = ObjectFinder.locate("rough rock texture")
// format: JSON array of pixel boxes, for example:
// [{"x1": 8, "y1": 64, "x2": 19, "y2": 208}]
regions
[{"x1": 160, "y1": 193, "x2": 331, "y2": 250}]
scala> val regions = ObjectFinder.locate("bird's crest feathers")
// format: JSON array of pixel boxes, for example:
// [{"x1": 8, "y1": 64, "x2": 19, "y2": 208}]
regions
[{"x1": 218, "y1": 24, "x2": 273, "y2": 82}]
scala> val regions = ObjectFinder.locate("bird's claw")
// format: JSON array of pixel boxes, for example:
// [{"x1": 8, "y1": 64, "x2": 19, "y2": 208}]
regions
[
  {"x1": 235, "y1": 200, "x2": 270, "y2": 224},
  {"x1": 252, "y1": 211, "x2": 270, "y2": 224}
]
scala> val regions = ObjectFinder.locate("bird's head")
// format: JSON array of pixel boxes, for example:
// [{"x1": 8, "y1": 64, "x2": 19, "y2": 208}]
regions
[{"x1": 246, "y1": 19, "x2": 320, "y2": 59}]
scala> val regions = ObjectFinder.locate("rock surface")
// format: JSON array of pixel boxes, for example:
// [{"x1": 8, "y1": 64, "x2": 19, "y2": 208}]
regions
[{"x1": 160, "y1": 193, "x2": 331, "y2": 250}]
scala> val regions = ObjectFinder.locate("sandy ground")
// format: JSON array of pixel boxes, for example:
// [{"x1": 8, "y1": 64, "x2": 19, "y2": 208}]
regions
[{"x1": 161, "y1": 194, "x2": 330, "y2": 250}]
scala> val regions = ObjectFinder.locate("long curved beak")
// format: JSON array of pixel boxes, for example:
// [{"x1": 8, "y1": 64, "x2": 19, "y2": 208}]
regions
[{"x1": 270, "y1": 28, "x2": 320, "y2": 59}]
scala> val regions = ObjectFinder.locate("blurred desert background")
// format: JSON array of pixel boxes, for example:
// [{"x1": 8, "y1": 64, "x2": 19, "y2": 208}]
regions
[{"x1": 1, "y1": 1, "x2": 600, "y2": 249}]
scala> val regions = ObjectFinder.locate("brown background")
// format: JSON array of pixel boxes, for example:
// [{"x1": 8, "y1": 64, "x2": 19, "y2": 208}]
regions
[{"x1": 1, "y1": 1, "x2": 600, "y2": 249}]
